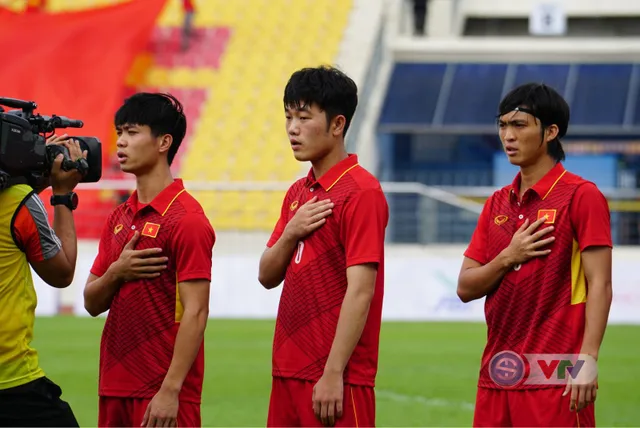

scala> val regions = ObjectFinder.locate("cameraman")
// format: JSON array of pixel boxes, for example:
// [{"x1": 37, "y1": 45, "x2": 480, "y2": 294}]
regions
[{"x1": 0, "y1": 134, "x2": 85, "y2": 426}]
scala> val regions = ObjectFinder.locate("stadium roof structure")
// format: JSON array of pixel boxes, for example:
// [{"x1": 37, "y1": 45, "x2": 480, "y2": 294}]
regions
[{"x1": 378, "y1": 62, "x2": 640, "y2": 136}]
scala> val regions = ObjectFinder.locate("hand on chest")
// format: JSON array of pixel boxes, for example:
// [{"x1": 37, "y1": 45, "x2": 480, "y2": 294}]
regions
[
  {"x1": 111, "y1": 218, "x2": 174, "y2": 271},
  {"x1": 490, "y1": 201, "x2": 572, "y2": 273},
  {"x1": 285, "y1": 192, "x2": 344, "y2": 269},
  {"x1": 287, "y1": 192, "x2": 343, "y2": 235}
]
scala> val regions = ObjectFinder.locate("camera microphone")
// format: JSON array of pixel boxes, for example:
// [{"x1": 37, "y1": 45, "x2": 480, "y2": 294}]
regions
[{"x1": 48, "y1": 115, "x2": 84, "y2": 129}]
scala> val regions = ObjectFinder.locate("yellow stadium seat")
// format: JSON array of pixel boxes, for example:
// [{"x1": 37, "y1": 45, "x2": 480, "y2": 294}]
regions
[{"x1": 47, "y1": 0, "x2": 130, "y2": 12}]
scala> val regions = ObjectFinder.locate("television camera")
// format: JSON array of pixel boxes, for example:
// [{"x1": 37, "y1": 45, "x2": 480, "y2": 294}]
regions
[{"x1": 0, "y1": 97, "x2": 102, "y2": 191}]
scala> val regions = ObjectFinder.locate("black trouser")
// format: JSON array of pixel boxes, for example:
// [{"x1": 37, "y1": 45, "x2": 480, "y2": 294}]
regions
[
  {"x1": 0, "y1": 377, "x2": 79, "y2": 427},
  {"x1": 413, "y1": 0, "x2": 428, "y2": 35}
]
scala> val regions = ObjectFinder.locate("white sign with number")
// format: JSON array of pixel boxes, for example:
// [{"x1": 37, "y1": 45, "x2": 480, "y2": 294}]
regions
[{"x1": 529, "y1": 1, "x2": 567, "y2": 36}]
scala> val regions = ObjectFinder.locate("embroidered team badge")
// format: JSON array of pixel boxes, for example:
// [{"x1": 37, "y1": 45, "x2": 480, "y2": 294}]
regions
[
  {"x1": 537, "y1": 209, "x2": 557, "y2": 224},
  {"x1": 290, "y1": 200, "x2": 299, "y2": 211},
  {"x1": 114, "y1": 224, "x2": 123, "y2": 235},
  {"x1": 141, "y1": 222, "x2": 161, "y2": 238},
  {"x1": 494, "y1": 215, "x2": 508, "y2": 226}
]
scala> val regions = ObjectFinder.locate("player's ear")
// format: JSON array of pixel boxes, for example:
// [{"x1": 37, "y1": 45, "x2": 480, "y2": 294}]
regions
[
  {"x1": 158, "y1": 134, "x2": 173, "y2": 155},
  {"x1": 331, "y1": 115, "x2": 346, "y2": 137},
  {"x1": 545, "y1": 124, "x2": 559, "y2": 143}
]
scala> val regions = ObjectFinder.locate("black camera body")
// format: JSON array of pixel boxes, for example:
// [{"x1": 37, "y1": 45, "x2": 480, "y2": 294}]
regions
[{"x1": 0, "y1": 97, "x2": 102, "y2": 190}]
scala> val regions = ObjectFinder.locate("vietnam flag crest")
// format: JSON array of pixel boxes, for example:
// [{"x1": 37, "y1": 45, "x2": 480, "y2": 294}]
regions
[
  {"x1": 142, "y1": 222, "x2": 161, "y2": 238},
  {"x1": 537, "y1": 209, "x2": 557, "y2": 224}
]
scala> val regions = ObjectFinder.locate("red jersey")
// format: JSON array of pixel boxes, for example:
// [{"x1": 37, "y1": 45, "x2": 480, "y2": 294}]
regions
[
  {"x1": 90, "y1": 179, "x2": 215, "y2": 403},
  {"x1": 465, "y1": 163, "x2": 612, "y2": 389},
  {"x1": 267, "y1": 154, "x2": 389, "y2": 387}
]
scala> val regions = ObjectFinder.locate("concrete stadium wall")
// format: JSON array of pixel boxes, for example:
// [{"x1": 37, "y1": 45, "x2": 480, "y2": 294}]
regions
[
  {"x1": 460, "y1": 0, "x2": 640, "y2": 18},
  {"x1": 32, "y1": 241, "x2": 640, "y2": 324}
]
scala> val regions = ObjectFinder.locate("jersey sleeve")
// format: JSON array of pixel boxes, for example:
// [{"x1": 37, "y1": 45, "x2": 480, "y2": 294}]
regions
[
  {"x1": 340, "y1": 188, "x2": 389, "y2": 268},
  {"x1": 90, "y1": 215, "x2": 115, "y2": 277},
  {"x1": 172, "y1": 212, "x2": 216, "y2": 283},
  {"x1": 12, "y1": 193, "x2": 61, "y2": 263},
  {"x1": 570, "y1": 182, "x2": 613, "y2": 251},
  {"x1": 464, "y1": 196, "x2": 492, "y2": 265},
  {"x1": 267, "y1": 189, "x2": 291, "y2": 248}
]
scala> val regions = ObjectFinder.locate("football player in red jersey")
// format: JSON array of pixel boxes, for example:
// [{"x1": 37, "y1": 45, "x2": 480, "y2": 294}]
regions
[
  {"x1": 259, "y1": 66, "x2": 389, "y2": 427},
  {"x1": 84, "y1": 93, "x2": 215, "y2": 427},
  {"x1": 458, "y1": 83, "x2": 612, "y2": 427}
]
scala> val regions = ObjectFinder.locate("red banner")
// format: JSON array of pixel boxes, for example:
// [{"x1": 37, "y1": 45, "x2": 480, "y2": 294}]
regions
[{"x1": 0, "y1": 0, "x2": 167, "y2": 170}]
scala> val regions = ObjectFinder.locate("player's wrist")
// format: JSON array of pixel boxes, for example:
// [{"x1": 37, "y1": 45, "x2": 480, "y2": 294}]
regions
[
  {"x1": 579, "y1": 348, "x2": 599, "y2": 361},
  {"x1": 497, "y1": 248, "x2": 516, "y2": 269},
  {"x1": 106, "y1": 261, "x2": 124, "y2": 284},
  {"x1": 323, "y1": 364, "x2": 344, "y2": 377},
  {"x1": 159, "y1": 379, "x2": 182, "y2": 396},
  {"x1": 281, "y1": 228, "x2": 299, "y2": 245}
]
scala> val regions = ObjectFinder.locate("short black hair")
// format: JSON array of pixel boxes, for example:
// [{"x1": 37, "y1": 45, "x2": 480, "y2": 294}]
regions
[
  {"x1": 115, "y1": 92, "x2": 187, "y2": 165},
  {"x1": 283, "y1": 65, "x2": 358, "y2": 137},
  {"x1": 498, "y1": 83, "x2": 570, "y2": 162}
]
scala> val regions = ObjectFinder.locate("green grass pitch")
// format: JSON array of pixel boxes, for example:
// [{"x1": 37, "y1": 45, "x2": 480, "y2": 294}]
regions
[{"x1": 33, "y1": 317, "x2": 640, "y2": 426}]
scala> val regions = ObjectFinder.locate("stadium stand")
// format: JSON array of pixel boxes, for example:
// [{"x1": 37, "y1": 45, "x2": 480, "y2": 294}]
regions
[
  {"x1": 132, "y1": 0, "x2": 353, "y2": 232},
  {"x1": 7, "y1": 0, "x2": 640, "y2": 244},
  {"x1": 369, "y1": 0, "x2": 640, "y2": 246},
  {"x1": 23, "y1": 0, "x2": 353, "y2": 235}
]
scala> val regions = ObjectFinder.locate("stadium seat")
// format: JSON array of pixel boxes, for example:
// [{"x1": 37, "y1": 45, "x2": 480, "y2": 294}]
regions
[
  {"x1": 47, "y1": 0, "x2": 129, "y2": 12},
  {"x1": 379, "y1": 62, "x2": 640, "y2": 131}
]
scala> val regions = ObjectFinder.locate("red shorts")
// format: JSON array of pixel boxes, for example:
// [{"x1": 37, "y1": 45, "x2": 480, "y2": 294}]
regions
[
  {"x1": 98, "y1": 396, "x2": 201, "y2": 427},
  {"x1": 473, "y1": 387, "x2": 595, "y2": 427},
  {"x1": 267, "y1": 377, "x2": 375, "y2": 427}
]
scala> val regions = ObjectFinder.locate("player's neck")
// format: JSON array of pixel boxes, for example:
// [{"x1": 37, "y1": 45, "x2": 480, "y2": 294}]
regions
[
  {"x1": 135, "y1": 164, "x2": 174, "y2": 204},
  {"x1": 519, "y1": 156, "x2": 557, "y2": 197},
  {"x1": 311, "y1": 145, "x2": 348, "y2": 180}
]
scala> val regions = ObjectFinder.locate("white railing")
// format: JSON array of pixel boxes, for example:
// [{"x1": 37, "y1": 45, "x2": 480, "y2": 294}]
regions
[
  {"x1": 74, "y1": 179, "x2": 483, "y2": 244},
  {"x1": 77, "y1": 179, "x2": 482, "y2": 213},
  {"x1": 72, "y1": 178, "x2": 640, "y2": 246},
  {"x1": 437, "y1": 185, "x2": 640, "y2": 200}
]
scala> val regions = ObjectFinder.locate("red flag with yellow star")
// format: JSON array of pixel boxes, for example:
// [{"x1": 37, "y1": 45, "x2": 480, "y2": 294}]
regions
[
  {"x1": 141, "y1": 222, "x2": 161, "y2": 238},
  {"x1": 537, "y1": 209, "x2": 557, "y2": 224}
]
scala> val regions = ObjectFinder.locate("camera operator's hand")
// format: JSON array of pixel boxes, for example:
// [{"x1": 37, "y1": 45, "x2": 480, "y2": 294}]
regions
[
  {"x1": 110, "y1": 231, "x2": 168, "y2": 283},
  {"x1": 47, "y1": 134, "x2": 87, "y2": 194}
]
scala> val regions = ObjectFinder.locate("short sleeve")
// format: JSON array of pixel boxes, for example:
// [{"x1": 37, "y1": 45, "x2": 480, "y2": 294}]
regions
[
  {"x1": 340, "y1": 188, "x2": 389, "y2": 268},
  {"x1": 90, "y1": 216, "x2": 115, "y2": 277},
  {"x1": 570, "y1": 182, "x2": 612, "y2": 251},
  {"x1": 172, "y1": 213, "x2": 216, "y2": 283},
  {"x1": 267, "y1": 190, "x2": 290, "y2": 248},
  {"x1": 13, "y1": 193, "x2": 61, "y2": 263},
  {"x1": 464, "y1": 196, "x2": 492, "y2": 265}
]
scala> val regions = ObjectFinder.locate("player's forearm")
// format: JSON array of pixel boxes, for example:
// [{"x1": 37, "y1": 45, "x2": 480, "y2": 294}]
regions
[
  {"x1": 83, "y1": 265, "x2": 122, "y2": 317},
  {"x1": 258, "y1": 233, "x2": 298, "y2": 289},
  {"x1": 580, "y1": 280, "x2": 612, "y2": 360},
  {"x1": 457, "y1": 251, "x2": 513, "y2": 302},
  {"x1": 323, "y1": 282, "x2": 374, "y2": 375},
  {"x1": 52, "y1": 205, "x2": 77, "y2": 279},
  {"x1": 161, "y1": 307, "x2": 208, "y2": 394}
]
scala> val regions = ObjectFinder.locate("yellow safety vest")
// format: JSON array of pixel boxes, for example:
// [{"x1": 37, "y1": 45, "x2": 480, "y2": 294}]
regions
[{"x1": 0, "y1": 184, "x2": 45, "y2": 389}]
